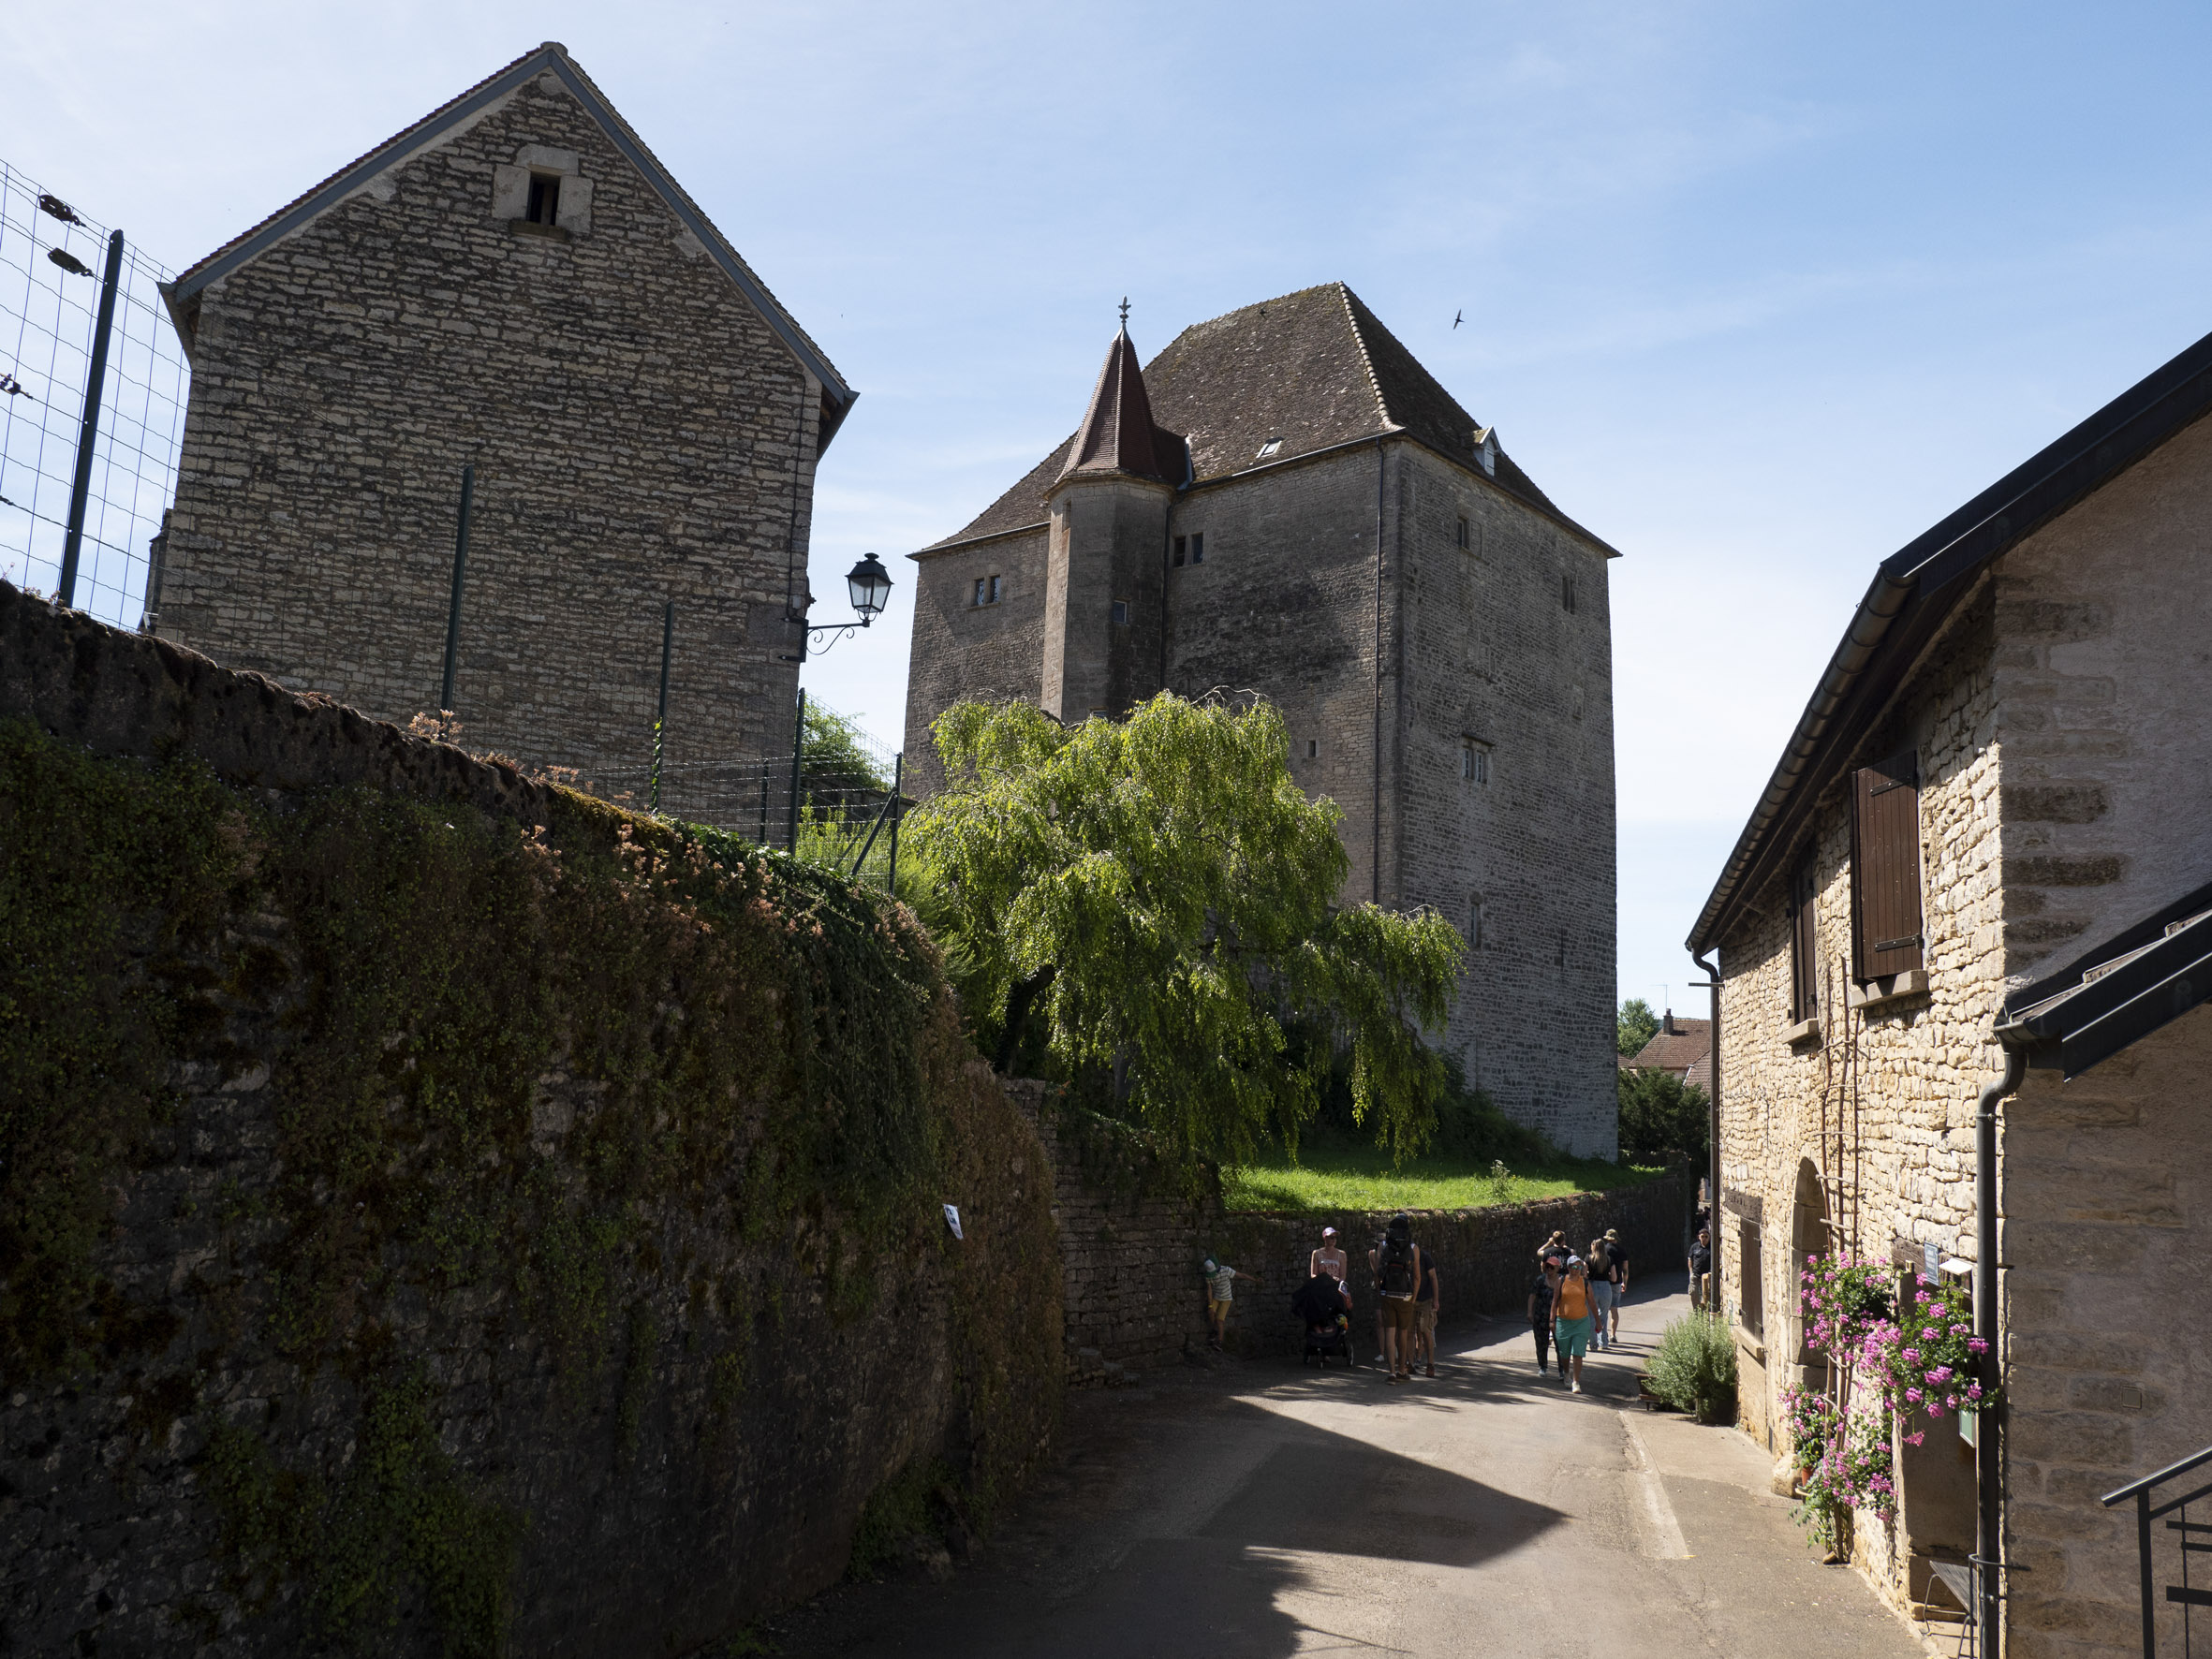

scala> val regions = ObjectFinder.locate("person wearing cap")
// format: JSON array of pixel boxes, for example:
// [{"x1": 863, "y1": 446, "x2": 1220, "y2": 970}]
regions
[
  {"x1": 1553, "y1": 1255, "x2": 1596, "y2": 1393},
  {"x1": 1202, "y1": 1254, "x2": 1254, "y2": 1350},
  {"x1": 1309, "y1": 1226, "x2": 1348, "y2": 1284}
]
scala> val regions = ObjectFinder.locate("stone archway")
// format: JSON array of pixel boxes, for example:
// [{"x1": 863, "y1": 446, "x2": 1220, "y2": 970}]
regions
[{"x1": 1791, "y1": 1157, "x2": 1830, "y2": 1378}]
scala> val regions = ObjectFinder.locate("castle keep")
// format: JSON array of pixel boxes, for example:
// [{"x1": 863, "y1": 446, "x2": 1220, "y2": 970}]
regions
[
  {"x1": 150, "y1": 43, "x2": 852, "y2": 817},
  {"x1": 904, "y1": 286, "x2": 1619, "y2": 1152}
]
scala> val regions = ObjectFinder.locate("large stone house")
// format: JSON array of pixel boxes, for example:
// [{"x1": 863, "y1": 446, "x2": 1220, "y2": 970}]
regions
[
  {"x1": 150, "y1": 43, "x2": 854, "y2": 817},
  {"x1": 904, "y1": 285, "x2": 1619, "y2": 1153},
  {"x1": 1688, "y1": 324, "x2": 2212, "y2": 1653}
]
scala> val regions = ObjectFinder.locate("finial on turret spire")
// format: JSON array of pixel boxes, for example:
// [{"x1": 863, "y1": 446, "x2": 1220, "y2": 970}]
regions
[{"x1": 1118, "y1": 296, "x2": 1130, "y2": 330}]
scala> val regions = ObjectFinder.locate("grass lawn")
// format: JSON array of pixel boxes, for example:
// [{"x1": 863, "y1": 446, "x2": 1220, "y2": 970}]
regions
[{"x1": 1222, "y1": 1138, "x2": 1669, "y2": 1215}]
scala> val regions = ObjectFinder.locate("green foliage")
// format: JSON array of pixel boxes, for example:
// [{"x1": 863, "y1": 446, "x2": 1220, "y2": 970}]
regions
[
  {"x1": 1644, "y1": 1311, "x2": 1738, "y2": 1422},
  {"x1": 909, "y1": 694, "x2": 1464, "y2": 1166},
  {"x1": 801, "y1": 702, "x2": 894, "y2": 807},
  {"x1": 1616, "y1": 997, "x2": 1660, "y2": 1056},
  {"x1": 846, "y1": 1456, "x2": 952, "y2": 1580},
  {"x1": 1616, "y1": 1067, "x2": 1710, "y2": 1166}
]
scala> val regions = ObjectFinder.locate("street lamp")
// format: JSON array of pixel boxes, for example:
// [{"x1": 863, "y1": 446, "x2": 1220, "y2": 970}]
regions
[{"x1": 785, "y1": 552, "x2": 894, "y2": 660}]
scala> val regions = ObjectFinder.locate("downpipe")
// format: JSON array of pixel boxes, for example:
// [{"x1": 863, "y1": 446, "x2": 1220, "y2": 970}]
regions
[
  {"x1": 1690, "y1": 951, "x2": 1721, "y2": 1316},
  {"x1": 1976, "y1": 1043, "x2": 2026, "y2": 1651}
]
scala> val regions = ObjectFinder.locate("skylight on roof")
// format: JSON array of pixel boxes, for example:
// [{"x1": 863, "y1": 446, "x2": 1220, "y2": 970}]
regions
[{"x1": 1256, "y1": 437, "x2": 1283, "y2": 460}]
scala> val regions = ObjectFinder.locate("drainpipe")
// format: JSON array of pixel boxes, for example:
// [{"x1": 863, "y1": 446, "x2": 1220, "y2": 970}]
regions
[
  {"x1": 1690, "y1": 951, "x2": 1721, "y2": 1316},
  {"x1": 1371, "y1": 437, "x2": 1386, "y2": 905},
  {"x1": 1974, "y1": 1041, "x2": 2026, "y2": 1652}
]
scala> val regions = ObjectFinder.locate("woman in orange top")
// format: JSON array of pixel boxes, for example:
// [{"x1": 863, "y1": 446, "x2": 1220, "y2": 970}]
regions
[{"x1": 1552, "y1": 1257, "x2": 1596, "y2": 1394}]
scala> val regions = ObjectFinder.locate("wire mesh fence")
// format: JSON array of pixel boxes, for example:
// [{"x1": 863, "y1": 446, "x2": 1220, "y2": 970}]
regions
[
  {"x1": 578, "y1": 697, "x2": 910, "y2": 890},
  {"x1": 0, "y1": 159, "x2": 189, "y2": 629}
]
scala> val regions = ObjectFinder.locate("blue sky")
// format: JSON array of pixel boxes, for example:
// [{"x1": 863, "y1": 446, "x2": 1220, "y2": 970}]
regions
[{"x1": 12, "y1": 0, "x2": 2212, "y2": 1019}]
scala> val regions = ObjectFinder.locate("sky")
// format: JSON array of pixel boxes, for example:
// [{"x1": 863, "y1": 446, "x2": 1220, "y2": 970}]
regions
[{"x1": 10, "y1": 0, "x2": 2212, "y2": 1020}]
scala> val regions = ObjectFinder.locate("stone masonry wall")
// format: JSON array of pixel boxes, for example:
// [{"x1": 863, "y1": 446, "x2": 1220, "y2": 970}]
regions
[
  {"x1": 0, "y1": 588, "x2": 1061, "y2": 1658},
  {"x1": 157, "y1": 66, "x2": 820, "y2": 823},
  {"x1": 903, "y1": 524, "x2": 1049, "y2": 800}
]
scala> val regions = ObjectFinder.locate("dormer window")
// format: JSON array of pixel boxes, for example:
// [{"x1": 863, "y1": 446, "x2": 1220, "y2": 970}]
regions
[
  {"x1": 1257, "y1": 437, "x2": 1283, "y2": 460},
  {"x1": 1473, "y1": 425, "x2": 1497, "y2": 478}
]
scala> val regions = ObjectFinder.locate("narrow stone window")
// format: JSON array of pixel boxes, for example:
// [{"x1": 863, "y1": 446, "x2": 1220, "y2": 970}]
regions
[
  {"x1": 972, "y1": 579, "x2": 987, "y2": 608},
  {"x1": 1172, "y1": 536, "x2": 1187, "y2": 567},
  {"x1": 526, "y1": 173, "x2": 562, "y2": 227},
  {"x1": 1461, "y1": 740, "x2": 1488, "y2": 785},
  {"x1": 1468, "y1": 897, "x2": 1483, "y2": 949},
  {"x1": 1111, "y1": 598, "x2": 1130, "y2": 624},
  {"x1": 1456, "y1": 516, "x2": 1470, "y2": 551},
  {"x1": 1189, "y1": 533, "x2": 1204, "y2": 565},
  {"x1": 1739, "y1": 1222, "x2": 1764, "y2": 1339},
  {"x1": 989, "y1": 574, "x2": 1004, "y2": 604},
  {"x1": 1561, "y1": 572, "x2": 1578, "y2": 614},
  {"x1": 1305, "y1": 739, "x2": 1320, "y2": 760}
]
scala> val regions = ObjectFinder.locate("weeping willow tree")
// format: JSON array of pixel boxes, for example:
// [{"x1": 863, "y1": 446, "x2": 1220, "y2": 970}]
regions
[{"x1": 904, "y1": 693, "x2": 1465, "y2": 1166}]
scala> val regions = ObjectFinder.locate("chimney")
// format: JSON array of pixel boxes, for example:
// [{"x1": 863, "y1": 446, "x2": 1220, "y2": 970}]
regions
[{"x1": 1662, "y1": 1008, "x2": 1676, "y2": 1036}]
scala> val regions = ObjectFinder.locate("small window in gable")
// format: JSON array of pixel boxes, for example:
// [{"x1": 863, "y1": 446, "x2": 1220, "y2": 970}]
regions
[
  {"x1": 1456, "y1": 516, "x2": 1470, "y2": 551},
  {"x1": 1561, "y1": 572, "x2": 1578, "y2": 614},
  {"x1": 526, "y1": 173, "x2": 562, "y2": 227},
  {"x1": 1305, "y1": 739, "x2": 1320, "y2": 760},
  {"x1": 1111, "y1": 598, "x2": 1130, "y2": 625},
  {"x1": 1460, "y1": 740, "x2": 1489, "y2": 785},
  {"x1": 1189, "y1": 533, "x2": 1204, "y2": 564},
  {"x1": 1172, "y1": 536, "x2": 1187, "y2": 567}
]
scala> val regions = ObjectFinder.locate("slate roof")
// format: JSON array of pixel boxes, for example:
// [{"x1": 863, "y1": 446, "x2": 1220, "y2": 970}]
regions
[
  {"x1": 1998, "y1": 880, "x2": 2212, "y2": 1079},
  {"x1": 1060, "y1": 326, "x2": 1184, "y2": 484},
  {"x1": 927, "y1": 283, "x2": 1594, "y2": 551},
  {"x1": 160, "y1": 42, "x2": 855, "y2": 447},
  {"x1": 1627, "y1": 1018, "x2": 1712, "y2": 1077},
  {"x1": 1688, "y1": 320, "x2": 2212, "y2": 957}
]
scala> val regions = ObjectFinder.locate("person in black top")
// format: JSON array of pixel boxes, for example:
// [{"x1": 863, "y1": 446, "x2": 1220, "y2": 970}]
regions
[
  {"x1": 1527, "y1": 1259, "x2": 1557, "y2": 1373},
  {"x1": 1600, "y1": 1227, "x2": 1630, "y2": 1345},
  {"x1": 1688, "y1": 1227, "x2": 1713, "y2": 1312}
]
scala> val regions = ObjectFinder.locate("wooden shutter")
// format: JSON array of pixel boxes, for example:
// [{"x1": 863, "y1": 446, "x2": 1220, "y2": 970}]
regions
[
  {"x1": 1851, "y1": 750, "x2": 1924, "y2": 980},
  {"x1": 1789, "y1": 860, "x2": 1820, "y2": 1022}
]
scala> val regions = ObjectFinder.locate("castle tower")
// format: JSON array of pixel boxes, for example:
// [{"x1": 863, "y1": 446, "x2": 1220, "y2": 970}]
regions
[{"x1": 1040, "y1": 315, "x2": 1183, "y2": 720}]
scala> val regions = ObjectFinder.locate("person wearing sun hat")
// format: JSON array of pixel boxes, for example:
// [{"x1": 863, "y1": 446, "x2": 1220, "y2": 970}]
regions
[{"x1": 1309, "y1": 1226, "x2": 1348, "y2": 1284}]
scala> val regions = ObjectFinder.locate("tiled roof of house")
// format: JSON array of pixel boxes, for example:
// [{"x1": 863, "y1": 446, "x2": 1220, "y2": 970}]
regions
[
  {"x1": 161, "y1": 42, "x2": 854, "y2": 444},
  {"x1": 1627, "y1": 1018, "x2": 1711, "y2": 1075},
  {"x1": 926, "y1": 283, "x2": 1604, "y2": 551}
]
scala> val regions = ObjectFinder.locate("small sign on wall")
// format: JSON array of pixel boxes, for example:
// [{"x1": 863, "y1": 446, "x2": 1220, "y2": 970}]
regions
[{"x1": 943, "y1": 1204, "x2": 964, "y2": 1241}]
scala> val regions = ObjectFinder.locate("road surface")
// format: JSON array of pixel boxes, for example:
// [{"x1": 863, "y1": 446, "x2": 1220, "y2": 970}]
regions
[{"x1": 763, "y1": 1284, "x2": 1930, "y2": 1658}]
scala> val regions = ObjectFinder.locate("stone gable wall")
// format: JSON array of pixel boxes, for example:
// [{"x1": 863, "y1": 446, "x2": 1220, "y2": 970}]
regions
[
  {"x1": 903, "y1": 525, "x2": 1049, "y2": 800},
  {"x1": 156, "y1": 68, "x2": 818, "y2": 825}
]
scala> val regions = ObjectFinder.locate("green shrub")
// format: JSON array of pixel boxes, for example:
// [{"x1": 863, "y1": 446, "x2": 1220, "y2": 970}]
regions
[
  {"x1": 1645, "y1": 1311, "x2": 1738, "y2": 1423},
  {"x1": 1616, "y1": 1067, "x2": 1709, "y2": 1166}
]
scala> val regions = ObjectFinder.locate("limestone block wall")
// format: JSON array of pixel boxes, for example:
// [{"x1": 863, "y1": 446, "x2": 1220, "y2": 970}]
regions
[
  {"x1": 1991, "y1": 407, "x2": 2212, "y2": 978},
  {"x1": 903, "y1": 524, "x2": 1049, "y2": 799},
  {"x1": 156, "y1": 68, "x2": 819, "y2": 823},
  {"x1": 2000, "y1": 1005, "x2": 2212, "y2": 1658}
]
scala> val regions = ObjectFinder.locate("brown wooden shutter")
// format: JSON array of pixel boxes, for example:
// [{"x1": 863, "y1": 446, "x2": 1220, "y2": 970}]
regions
[
  {"x1": 1851, "y1": 750, "x2": 1925, "y2": 980},
  {"x1": 1789, "y1": 860, "x2": 1820, "y2": 1022}
]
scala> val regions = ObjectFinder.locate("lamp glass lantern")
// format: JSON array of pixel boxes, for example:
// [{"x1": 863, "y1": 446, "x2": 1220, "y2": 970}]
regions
[{"x1": 846, "y1": 553, "x2": 892, "y2": 624}]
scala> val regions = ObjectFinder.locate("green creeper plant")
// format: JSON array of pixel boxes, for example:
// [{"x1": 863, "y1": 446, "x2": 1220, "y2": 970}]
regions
[{"x1": 907, "y1": 693, "x2": 1465, "y2": 1167}]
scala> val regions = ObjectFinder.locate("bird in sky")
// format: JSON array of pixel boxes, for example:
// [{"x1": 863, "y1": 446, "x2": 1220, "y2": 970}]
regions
[{"x1": 1453, "y1": 309, "x2": 1463, "y2": 329}]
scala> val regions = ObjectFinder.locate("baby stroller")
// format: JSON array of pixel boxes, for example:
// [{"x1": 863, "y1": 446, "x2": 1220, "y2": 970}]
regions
[{"x1": 1292, "y1": 1273, "x2": 1352, "y2": 1367}]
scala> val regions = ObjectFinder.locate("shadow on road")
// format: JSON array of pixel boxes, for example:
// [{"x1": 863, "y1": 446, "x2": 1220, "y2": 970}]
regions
[{"x1": 807, "y1": 1391, "x2": 1566, "y2": 1658}]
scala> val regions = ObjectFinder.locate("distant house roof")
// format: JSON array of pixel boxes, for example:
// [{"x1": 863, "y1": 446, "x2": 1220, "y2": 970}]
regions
[
  {"x1": 1688, "y1": 322, "x2": 2212, "y2": 957},
  {"x1": 160, "y1": 41, "x2": 856, "y2": 450},
  {"x1": 1997, "y1": 878, "x2": 2212, "y2": 1079},
  {"x1": 1628, "y1": 1017, "x2": 1711, "y2": 1078},
  {"x1": 924, "y1": 283, "x2": 1615, "y2": 554}
]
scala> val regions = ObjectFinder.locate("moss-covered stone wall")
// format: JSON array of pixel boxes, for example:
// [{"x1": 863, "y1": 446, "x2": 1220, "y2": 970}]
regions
[{"x1": 0, "y1": 584, "x2": 1061, "y2": 1656}]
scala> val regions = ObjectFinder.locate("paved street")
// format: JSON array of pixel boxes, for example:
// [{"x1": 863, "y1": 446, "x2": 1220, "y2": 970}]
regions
[{"x1": 769, "y1": 1285, "x2": 1929, "y2": 1659}]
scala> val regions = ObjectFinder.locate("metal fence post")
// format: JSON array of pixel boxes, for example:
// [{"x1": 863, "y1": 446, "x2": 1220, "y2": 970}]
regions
[
  {"x1": 651, "y1": 600, "x2": 673, "y2": 814},
  {"x1": 439, "y1": 464, "x2": 475, "y2": 712},
  {"x1": 886, "y1": 750, "x2": 904, "y2": 894},
  {"x1": 57, "y1": 228, "x2": 125, "y2": 609},
  {"x1": 786, "y1": 688, "x2": 806, "y2": 853}
]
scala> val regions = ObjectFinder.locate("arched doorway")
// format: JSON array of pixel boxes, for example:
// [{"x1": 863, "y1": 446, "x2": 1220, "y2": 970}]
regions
[{"x1": 1791, "y1": 1158, "x2": 1830, "y2": 1374}]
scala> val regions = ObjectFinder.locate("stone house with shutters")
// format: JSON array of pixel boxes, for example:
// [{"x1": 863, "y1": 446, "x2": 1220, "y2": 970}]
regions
[
  {"x1": 148, "y1": 43, "x2": 855, "y2": 818},
  {"x1": 903, "y1": 285, "x2": 1621, "y2": 1154},
  {"x1": 1688, "y1": 323, "x2": 2212, "y2": 1654}
]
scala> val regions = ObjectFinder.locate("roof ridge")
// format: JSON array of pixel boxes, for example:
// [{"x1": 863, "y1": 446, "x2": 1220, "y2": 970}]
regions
[
  {"x1": 1334, "y1": 282, "x2": 1398, "y2": 433},
  {"x1": 163, "y1": 43, "x2": 851, "y2": 414}
]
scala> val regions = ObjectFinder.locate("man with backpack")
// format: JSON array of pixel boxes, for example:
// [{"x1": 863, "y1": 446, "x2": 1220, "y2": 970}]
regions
[{"x1": 1368, "y1": 1212, "x2": 1424, "y2": 1384}]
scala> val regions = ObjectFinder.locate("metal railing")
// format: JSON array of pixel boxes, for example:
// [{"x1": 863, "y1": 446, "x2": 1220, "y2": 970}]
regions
[
  {"x1": 0, "y1": 159, "x2": 188, "y2": 629},
  {"x1": 2102, "y1": 1442, "x2": 2212, "y2": 1658}
]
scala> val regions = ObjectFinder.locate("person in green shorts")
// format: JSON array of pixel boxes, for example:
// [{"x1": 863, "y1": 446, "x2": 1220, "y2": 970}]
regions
[{"x1": 1553, "y1": 1256, "x2": 1597, "y2": 1393}]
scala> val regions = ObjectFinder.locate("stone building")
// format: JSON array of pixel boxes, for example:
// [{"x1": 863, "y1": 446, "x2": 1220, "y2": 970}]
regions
[
  {"x1": 150, "y1": 42, "x2": 854, "y2": 816},
  {"x1": 1687, "y1": 323, "x2": 2212, "y2": 1653},
  {"x1": 905, "y1": 285, "x2": 1619, "y2": 1153}
]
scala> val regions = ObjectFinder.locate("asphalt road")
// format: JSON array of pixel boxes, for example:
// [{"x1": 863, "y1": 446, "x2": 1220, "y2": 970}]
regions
[{"x1": 764, "y1": 1285, "x2": 1930, "y2": 1659}]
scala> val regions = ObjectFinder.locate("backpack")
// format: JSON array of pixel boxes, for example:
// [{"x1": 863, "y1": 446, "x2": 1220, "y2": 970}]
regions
[{"x1": 1379, "y1": 1236, "x2": 1416, "y2": 1296}]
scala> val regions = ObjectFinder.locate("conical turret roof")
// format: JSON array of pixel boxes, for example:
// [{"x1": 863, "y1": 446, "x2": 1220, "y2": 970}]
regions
[{"x1": 1057, "y1": 324, "x2": 1179, "y2": 484}]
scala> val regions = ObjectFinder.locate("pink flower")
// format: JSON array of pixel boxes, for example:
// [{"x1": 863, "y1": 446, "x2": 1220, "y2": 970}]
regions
[
  {"x1": 1905, "y1": 1387, "x2": 1923, "y2": 1403},
  {"x1": 1929, "y1": 1366, "x2": 1953, "y2": 1384},
  {"x1": 1965, "y1": 1383, "x2": 1983, "y2": 1401},
  {"x1": 1967, "y1": 1338, "x2": 1988, "y2": 1355}
]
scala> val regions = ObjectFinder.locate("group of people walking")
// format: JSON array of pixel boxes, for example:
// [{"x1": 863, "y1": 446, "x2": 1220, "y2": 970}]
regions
[
  {"x1": 1526, "y1": 1228, "x2": 1629, "y2": 1393},
  {"x1": 1212, "y1": 1211, "x2": 1648, "y2": 1392}
]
